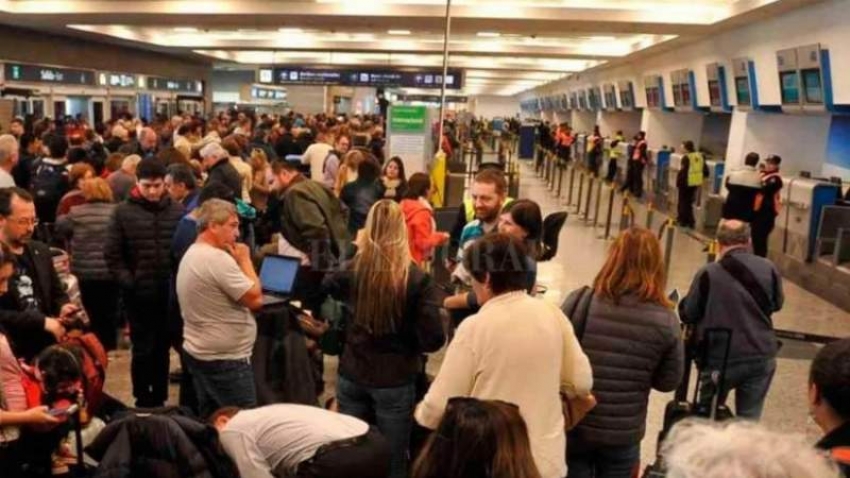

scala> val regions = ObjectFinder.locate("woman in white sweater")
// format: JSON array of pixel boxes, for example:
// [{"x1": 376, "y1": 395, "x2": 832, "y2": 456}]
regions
[{"x1": 415, "y1": 233, "x2": 593, "y2": 478}]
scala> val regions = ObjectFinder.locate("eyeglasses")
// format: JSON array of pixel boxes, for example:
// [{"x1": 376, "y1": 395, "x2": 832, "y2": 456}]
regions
[{"x1": 11, "y1": 217, "x2": 38, "y2": 226}]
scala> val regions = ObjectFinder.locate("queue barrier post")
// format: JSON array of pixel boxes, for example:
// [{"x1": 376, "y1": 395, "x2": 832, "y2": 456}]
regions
[
  {"x1": 706, "y1": 240, "x2": 719, "y2": 264},
  {"x1": 582, "y1": 174, "x2": 595, "y2": 221},
  {"x1": 575, "y1": 170, "x2": 585, "y2": 213},
  {"x1": 663, "y1": 219, "x2": 676, "y2": 279},
  {"x1": 567, "y1": 165, "x2": 577, "y2": 207},
  {"x1": 602, "y1": 184, "x2": 616, "y2": 240},
  {"x1": 645, "y1": 202, "x2": 655, "y2": 230},
  {"x1": 556, "y1": 162, "x2": 565, "y2": 198},
  {"x1": 619, "y1": 194, "x2": 633, "y2": 232},
  {"x1": 592, "y1": 177, "x2": 604, "y2": 228}
]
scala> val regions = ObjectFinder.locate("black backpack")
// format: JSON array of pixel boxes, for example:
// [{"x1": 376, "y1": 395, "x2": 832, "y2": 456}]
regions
[{"x1": 31, "y1": 160, "x2": 70, "y2": 224}]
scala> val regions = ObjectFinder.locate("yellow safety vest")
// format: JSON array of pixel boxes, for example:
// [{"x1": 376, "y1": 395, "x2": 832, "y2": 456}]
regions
[
  {"x1": 687, "y1": 152, "x2": 705, "y2": 187},
  {"x1": 464, "y1": 197, "x2": 514, "y2": 222}
]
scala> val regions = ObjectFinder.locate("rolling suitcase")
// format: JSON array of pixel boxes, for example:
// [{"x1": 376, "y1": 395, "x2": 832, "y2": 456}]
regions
[{"x1": 642, "y1": 327, "x2": 735, "y2": 477}]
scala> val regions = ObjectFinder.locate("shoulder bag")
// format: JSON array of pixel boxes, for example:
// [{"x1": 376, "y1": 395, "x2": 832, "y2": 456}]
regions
[{"x1": 561, "y1": 286, "x2": 598, "y2": 431}]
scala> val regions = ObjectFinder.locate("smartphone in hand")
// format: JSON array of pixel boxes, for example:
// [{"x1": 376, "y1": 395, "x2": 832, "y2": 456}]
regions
[{"x1": 48, "y1": 404, "x2": 79, "y2": 417}]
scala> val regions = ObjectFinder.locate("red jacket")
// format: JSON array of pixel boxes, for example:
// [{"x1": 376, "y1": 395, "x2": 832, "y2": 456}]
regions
[{"x1": 401, "y1": 198, "x2": 446, "y2": 264}]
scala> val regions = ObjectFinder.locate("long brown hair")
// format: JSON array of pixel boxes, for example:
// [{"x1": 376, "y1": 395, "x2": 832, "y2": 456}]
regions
[
  {"x1": 412, "y1": 398, "x2": 541, "y2": 478},
  {"x1": 593, "y1": 227, "x2": 672, "y2": 308},
  {"x1": 352, "y1": 200, "x2": 411, "y2": 336}
]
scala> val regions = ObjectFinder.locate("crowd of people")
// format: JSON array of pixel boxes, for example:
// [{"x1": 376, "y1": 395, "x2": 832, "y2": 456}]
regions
[{"x1": 0, "y1": 108, "x2": 846, "y2": 478}]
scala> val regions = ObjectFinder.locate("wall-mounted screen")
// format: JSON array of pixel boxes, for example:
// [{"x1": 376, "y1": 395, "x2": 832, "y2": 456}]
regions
[
  {"x1": 735, "y1": 77, "x2": 751, "y2": 106},
  {"x1": 620, "y1": 89, "x2": 633, "y2": 109},
  {"x1": 780, "y1": 71, "x2": 800, "y2": 104},
  {"x1": 646, "y1": 87, "x2": 660, "y2": 108},
  {"x1": 801, "y1": 69, "x2": 823, "y2": 104},
  {"x1": 708, "y1": 81, "x2": 721, "y2": 106}
]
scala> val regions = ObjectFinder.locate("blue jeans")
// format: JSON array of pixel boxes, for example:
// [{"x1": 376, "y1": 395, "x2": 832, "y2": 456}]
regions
[
  {"x1": 336, "y1": 375, "x2": 416, "y2": 478},
  {"x1": 183, "y1": 352, "x2": 257, "y2": 418},
  {"x1": 699, "y1": 357, "x2": 776, "y2": 420},
  {"x1": 567, "y1": 443, "x2": 641, "y2": 478}
]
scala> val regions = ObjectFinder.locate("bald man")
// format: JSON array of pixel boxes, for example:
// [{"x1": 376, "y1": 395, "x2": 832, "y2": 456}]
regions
[
  {"x1": 121, "y1": 127, "x2": 158, "y2": 160},
  {"x1": 679, "y1": 219, "x2": 784, "y2": 420},
  {"x1": 0, "y1": 134, "x2": 20, "y2": 187}
]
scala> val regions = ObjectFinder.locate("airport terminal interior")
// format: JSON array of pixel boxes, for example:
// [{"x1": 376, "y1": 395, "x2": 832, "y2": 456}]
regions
[{"x1": 0, "y1": 0, "x2": 850, "y2": 477}]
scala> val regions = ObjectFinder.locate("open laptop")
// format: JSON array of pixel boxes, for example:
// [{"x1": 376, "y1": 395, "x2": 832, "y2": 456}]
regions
[{"x1": 259, "y1": 254, "x2": 301, "y2": 306}]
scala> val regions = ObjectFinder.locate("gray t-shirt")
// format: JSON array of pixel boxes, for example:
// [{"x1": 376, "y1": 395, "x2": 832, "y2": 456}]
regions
[
  {"x1": 220, "y1": 404, "x2": 369, "y2": 478},
  {"x1": 177, "y1": 243, "x2": 256, "y2": 361}
]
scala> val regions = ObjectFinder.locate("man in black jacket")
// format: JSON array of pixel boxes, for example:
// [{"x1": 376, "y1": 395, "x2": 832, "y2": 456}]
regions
[
  {"x1": 200, "y1": 142, "x2": 242, "y2": 199},
  {"x1": 106, "y1": 159, "x2": 184, "y2": 407},
  {"x1": 0, "y1": 187, "x2": 72, "y2": 361},
  {"x1": 809, "y1": 338, "x2": 850, "y2": 476}
]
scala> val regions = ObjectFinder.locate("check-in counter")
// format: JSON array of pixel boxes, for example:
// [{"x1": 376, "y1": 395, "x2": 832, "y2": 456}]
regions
[{"x1": 773, "y1": 177, "x2": 842, "y2": 262}]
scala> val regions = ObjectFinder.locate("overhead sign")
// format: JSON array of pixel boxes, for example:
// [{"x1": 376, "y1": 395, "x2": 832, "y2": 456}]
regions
[
  {"x1": 260, "y1": 67, "x2": 464, "y2": 89},
  {"x1": 4, "y1": 62, "x2": 96, "y2": 86},
  {"x1": 398, "y1": 94, "x2": 467, "y2": 103},
  {"x1": 147, "y1": 76, "x2": 203, "y2": 94},
  {"x1": 389, "y1": 105, "x2": 427, "y2": 133},
  {"x1": 250, "y1": 86, "x2": 287, "y2": 101},
  {"x1": 98, "y1": 72, "x2": 138, "y2": 89}
]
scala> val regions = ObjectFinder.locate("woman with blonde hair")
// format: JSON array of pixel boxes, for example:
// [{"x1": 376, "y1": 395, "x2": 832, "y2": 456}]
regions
[
  {"x1": 322, "y1": 199, "x2": 445, "y2": 478},
  {"x1": 412, "y1": 398, "x2": 542, "y2": 478},
  {"x1": 55, "y1": 178, "x2": 120, "y2": 350},
  {"x1": 334, "y1": 149, "x2": 365, "y2": 196},
  {"x1": 562, "y1": 227, "x2": 684, "y2": 478},
  {"x1": 249, "y1": 147, "x2": 272, "y2": 212}
]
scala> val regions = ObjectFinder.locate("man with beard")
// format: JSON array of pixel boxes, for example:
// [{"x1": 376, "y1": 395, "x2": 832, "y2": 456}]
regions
[
  {"x1": 448, "y1": 169, "x2": 511, "y2": 273},
  {"x1": 0, "y1": 187, "x2": 72, "y2": 360}
]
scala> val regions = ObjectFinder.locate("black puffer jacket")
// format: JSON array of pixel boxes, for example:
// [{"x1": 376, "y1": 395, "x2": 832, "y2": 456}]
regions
[
  {"x1": 207, "y1": 159, "x2": 243, "y2": 199},
  {"x1": 86, "y1": 410, "x2": 239, "y2": 478},
  {"x1": 56, "y1": 201, "x2": 117, "y2": 281},
  {"x1": 105, "y1": 190, "x2": 184, "y2": 299},
  {"x1": 563, "y1": 290, "x2": 684, "y2": 449}
]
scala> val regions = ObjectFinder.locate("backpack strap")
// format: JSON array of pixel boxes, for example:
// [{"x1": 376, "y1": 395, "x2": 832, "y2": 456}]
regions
[{"x1": 719, "y1": 254, "x2": 774, "y2": 321}]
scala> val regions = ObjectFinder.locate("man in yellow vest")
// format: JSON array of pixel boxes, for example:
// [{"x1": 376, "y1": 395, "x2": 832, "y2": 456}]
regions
[{"x1": 677, "y1": 140, "x2": 706, "y2": 229}]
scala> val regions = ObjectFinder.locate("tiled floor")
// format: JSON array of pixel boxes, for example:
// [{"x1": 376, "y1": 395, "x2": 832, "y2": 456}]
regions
[{"x1": 104, "y1": 159, "x2": 850, "y2": 467}]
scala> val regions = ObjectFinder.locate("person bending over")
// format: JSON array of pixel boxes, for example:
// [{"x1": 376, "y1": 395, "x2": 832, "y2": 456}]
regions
[{"x1": 211, "y1": 404, "x2": 390, "y2": 478}]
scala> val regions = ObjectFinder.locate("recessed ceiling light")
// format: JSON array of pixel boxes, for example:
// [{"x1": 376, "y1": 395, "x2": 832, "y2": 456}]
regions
[
  {"x1": 477, "y1": 32, "x2": 501, "y2": 38},
  {"x1": 173, "y1": 27, "x2": 198, "y2": 33},
  {"x1": 278, "y1": 28, "x2": 304, "y2": 34},
  {"x1": 388, "y1": 30, "x2": 411, "y2": 35}
]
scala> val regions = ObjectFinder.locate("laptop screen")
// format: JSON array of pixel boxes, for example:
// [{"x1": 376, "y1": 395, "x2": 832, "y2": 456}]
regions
[{"x1": 259, "y1": 255, "x2": 300, "y2": 295}]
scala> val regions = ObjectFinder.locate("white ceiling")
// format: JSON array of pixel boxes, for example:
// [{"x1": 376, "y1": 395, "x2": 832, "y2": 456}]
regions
[{"x1": 0, "y1": 0, "x2": 821, "y2": 96}]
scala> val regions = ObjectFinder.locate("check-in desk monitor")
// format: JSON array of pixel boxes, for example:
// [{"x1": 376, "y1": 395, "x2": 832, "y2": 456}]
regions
[
  {"x1": 618, "y1": 81, "x2": 635, "y2": 110},
  {"x1": 732, "y1": 57, "x2": 758, "y2": 110},
  {"x1": 780, "y1": 70, "x2": 800, "y2": 105}
]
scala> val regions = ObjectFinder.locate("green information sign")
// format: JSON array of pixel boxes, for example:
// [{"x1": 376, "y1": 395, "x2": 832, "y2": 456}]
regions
[{"x1": 390, "y1": 105, "x2": 427, "y2": 133}]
